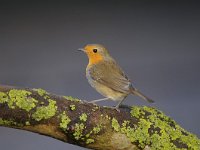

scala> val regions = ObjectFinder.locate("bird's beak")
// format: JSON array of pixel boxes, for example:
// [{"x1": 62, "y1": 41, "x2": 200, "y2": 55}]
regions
[{"x1": 78, "y1": 48, "x2": 85, "y2": 52}]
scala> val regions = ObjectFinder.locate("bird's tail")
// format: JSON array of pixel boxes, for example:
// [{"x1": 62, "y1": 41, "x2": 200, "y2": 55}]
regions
[{"x1": 130, "y1": 88, "x2": 154, "y2": 103}]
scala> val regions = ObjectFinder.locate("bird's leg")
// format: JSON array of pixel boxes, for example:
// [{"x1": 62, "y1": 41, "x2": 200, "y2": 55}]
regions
[
  {"x1": 115, "y1": 98, "x2": 126, "y2": 109},
  {"x1": 111, "y1": 98, "x2": 126, "y2": 112},
  {"x1": 89, "y1": 97, "x2": 110, "y2": 104}
]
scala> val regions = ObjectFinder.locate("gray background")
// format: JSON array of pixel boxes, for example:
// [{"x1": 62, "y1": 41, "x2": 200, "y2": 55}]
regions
[{"x1": 0, "y1": 1, "x2": 199, "y2": 149}]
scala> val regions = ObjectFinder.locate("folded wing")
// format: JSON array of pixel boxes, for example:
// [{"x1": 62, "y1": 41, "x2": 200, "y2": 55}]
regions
[{"x1": 89, "y1": 61, "x2": 132, "y2": 94}]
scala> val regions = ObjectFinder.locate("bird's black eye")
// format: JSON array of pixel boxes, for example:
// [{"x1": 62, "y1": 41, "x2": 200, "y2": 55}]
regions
[{"x1": 93, "y1": 49, "x2": 97, "y2": 53}]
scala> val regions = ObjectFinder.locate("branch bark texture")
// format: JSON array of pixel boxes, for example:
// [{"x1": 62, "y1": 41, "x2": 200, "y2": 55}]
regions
[{"x1": 0, "y1": 85, "x2": 199, "y2": 150}]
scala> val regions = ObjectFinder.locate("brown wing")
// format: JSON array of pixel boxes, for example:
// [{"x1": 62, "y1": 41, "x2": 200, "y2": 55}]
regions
[{"x1": 89, "y1": 60, "x2": 132, "y2": 94}]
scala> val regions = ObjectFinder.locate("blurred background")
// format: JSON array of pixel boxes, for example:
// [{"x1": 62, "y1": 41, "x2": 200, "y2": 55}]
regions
[{"x1": 0, "y1": 0, "x2": 199, "y2": 149}]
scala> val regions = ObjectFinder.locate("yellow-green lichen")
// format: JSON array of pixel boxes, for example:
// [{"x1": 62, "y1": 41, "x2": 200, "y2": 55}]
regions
[
  {"x1": 69, "y1": 104, "x2": 76, "y2": 111},
  {"x1": 32, "y1": 99, "x2": 57, "y2": 121},
  {"x1": 0, "y1": 92, "x2": 8, "y2": 103},
  {"x1": 92, "y1": 106, "x2": 99, "y2": 111},
  {"x1": 130, "y1": 106, "x2": 145, "y2": 119},
  {"x1": 33, "y1": 88, "x2": 50, "y2": 99},
  {"x1": 59, "y1": 111, "x2": 71, "y2": 131},
  {"x1": 118, "y1": 119, "x2": 151, "y2": 145},
  {"x1": 112, "y1": 118, "x2": 120, "y2": 132},
  {"x1": 34, "y1": 88, "x2": 48, "y2": 97},
  {"x1": 79, "y1": 113, "x2": 87, "y2": 122},
  {"x1": 0, "y1": 118, "x2": 22, "y2": 126},
  {"x1": 85, "y1": 133, "x2": 90, "y2": 138},
  {"x1": 93, "y1": 125, "x2": 101, "y2": 134},
  {"x1": 25, "y1": 121, "x2": 30, "y2": 126},
  {"x1": 106, "y1": 115, "x2": 111, "y2": 120},
  {"x1": 133, "y1": 119, "x2": 152, "y2": 148},
  {"x1": 127, "y1": 106, "x2": 200, "y2": 149},
  {"x1": 63, "y1": 96, "x2": 80, "y2": 102},
  {"x1": 180, "y1": 130, "x2": 200, "y2": 150},
  {"x1": 121, "y1": 120, "x2": 131, "y2": 133},
  {"x1": 73, "y1": 123, "x2": 85, "y2": 140},
  {"x1": 0, "y1": 118, "x2": 14, "y2": 126},
  {"x1": 8, "y1": 89, "x2": 38, "y2": 111},
  {"x1": 148, "y1": 110, "x2": 200, "y2": 149},
  {"x1": 86, "y1": 138, "x2": 95, "y2": 144},
  {"x1": 95, "y1": 106, "x2": 99, "y2": 110},
  {"x1": 121, "y1": 125, "x2": 135, "y2": 142},
  {"x1": 84, "y1": 124, "x2": 102, "y2": 142}
]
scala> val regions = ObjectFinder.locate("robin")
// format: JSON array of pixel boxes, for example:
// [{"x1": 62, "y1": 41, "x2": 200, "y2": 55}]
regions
[{"x1": 78, "y1": 44, "x2": 154, "y2": 108}]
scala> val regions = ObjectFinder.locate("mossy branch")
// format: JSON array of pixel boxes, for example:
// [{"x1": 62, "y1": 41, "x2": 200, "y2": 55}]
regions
[{"x1": 0, "y1": 85, "x2": 199, "y2": 150}]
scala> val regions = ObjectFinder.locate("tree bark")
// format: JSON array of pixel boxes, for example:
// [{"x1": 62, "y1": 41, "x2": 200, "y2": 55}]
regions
[{"x1": 0, "y1": 85, "x2": 199, "y2": 150}]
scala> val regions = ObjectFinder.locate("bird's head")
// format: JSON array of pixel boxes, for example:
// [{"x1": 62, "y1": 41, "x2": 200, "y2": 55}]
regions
[{"x1": 78, "y1": 44, "x2": 110, "y2": 66}]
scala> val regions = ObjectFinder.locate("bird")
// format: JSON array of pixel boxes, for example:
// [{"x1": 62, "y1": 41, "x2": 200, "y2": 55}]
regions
[{"x1": 78, "y1": 44, "x2": 154, "y2": 108}]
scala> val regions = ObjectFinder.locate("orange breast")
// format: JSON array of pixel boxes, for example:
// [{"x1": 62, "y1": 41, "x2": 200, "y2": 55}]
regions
[{"x1": 87, "y1": 52, "x2": 103, "y2": 66}]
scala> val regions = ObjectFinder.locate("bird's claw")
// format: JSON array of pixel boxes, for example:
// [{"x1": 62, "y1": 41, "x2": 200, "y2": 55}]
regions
[
  {"x1": 111, "y1": 106, "x2": 120, "y2": 112},
  {"x1": 80, "y1": 99, "x2": 89, "y2": 103}
]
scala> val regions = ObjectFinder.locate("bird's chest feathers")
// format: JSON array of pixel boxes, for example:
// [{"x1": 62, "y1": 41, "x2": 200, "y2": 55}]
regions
[
  {"x1": 86, "y1": 66, "x2": 97, "y2": 84},
  {"x1": 86, "y1": 64, "x2": 103, "y2": 89},
  {"x1": 88, "y1": 53, "x2": 103, "y2": 67}
]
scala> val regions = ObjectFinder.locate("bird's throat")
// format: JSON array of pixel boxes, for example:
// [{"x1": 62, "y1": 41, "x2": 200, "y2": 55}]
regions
[{"x1": 88, "y1": 54, "x2": 103, "y2": 66}]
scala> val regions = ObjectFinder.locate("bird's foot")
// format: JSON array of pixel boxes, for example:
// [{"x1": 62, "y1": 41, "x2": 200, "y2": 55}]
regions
[
  {"x1": 88, "y1": 101, "x2": 98, "y2": 105},
  {"x1": 111, "y1": 106, "x2": 121, "y2": 112},
  {"x1": 80, "y1": 99, "x2": 90, "y2": 103}
]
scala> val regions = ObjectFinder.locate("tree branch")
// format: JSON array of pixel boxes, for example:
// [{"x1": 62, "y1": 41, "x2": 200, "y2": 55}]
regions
[{"x1": 0, "y1": 85, "x2": 199, "y2": 150}]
